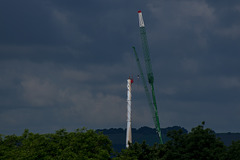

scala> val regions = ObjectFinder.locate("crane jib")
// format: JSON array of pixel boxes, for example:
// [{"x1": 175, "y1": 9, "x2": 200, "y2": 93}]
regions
[
  {"x1": 132, "y1": 47, "x2": 163, "y2": 144},
  {"x1": 137, "y1": 11, "x2": 163, "y2": 144}
]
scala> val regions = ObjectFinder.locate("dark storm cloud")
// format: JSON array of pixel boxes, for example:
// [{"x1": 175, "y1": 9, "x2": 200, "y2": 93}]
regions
[
  {"x1": 0, "y1": 0, "x2": 240, "y2": 134},
  {"x1": 0, "y1": 0, "x2": 147, "y2": 67},
  {"x1": 0, "y1": 1, "x2": 60, "y2": 45},
  {"x1": 147, "y1": 0, "x2": 240, "y2": 132}
]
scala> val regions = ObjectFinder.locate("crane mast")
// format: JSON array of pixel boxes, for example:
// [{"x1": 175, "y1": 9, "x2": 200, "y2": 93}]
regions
[{"x1": 136, "y1": 10, "x2": 163, "y2": 144}]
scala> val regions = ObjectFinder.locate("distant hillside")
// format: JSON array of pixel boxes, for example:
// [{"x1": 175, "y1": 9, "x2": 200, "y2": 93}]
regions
[
  {"x1": 96, "y1": 126, "x2": 187, "y2": 152},
  {"x1": 217, "y1": 132, "x2": 240, "y2": 146},
  {"x1": 96, "y1": 126, "x2": 240, "y2": 152}
]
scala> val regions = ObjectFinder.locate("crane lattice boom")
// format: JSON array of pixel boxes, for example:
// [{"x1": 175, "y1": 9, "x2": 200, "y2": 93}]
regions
[{"x1": 135, "y1": 10, "x2": 163, "y2": 144}]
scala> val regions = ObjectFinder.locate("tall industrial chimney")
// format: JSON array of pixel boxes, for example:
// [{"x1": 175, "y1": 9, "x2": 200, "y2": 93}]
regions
[{"x1": 126, "y1": 78, "x2": 133, "y2": 148}]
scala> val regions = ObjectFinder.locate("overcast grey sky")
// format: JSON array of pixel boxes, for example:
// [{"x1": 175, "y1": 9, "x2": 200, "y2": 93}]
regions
[{"x1": 1, "y1": 0, "x2": 240, "y2": 135}]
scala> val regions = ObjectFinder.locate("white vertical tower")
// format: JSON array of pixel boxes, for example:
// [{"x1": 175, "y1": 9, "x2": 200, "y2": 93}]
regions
[{"x1": 126, "y1": 78, "x2": 133, "y2": 148}]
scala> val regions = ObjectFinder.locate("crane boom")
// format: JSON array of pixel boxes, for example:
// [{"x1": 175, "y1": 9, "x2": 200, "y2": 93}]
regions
[
  {"x1": 137, "y1": 10, "x2": 163, "y2": 144},
  {"x1": 138, "y1": 11, "x2": 154, "y2": 84},
  {"x1": 132, "y1": 47, "x2": 163, "y2": 144},
  {"x1": 132, "y1": 47, "x2": 155, "y2": 118}
]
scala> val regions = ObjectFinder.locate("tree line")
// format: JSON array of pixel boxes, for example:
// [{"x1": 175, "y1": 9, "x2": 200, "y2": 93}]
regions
[{"x1": 0, "y1": 122, "x2": 240, "y2": 160}]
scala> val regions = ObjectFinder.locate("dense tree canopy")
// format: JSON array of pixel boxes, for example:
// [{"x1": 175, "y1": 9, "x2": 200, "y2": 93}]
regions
[
  {"x1": 161, "y1": 122, "x2": 226, "y2": 160},
  {"x1": 0, "y1": 128, "x2": 112, "y2": 160},
  {"x1": 114, "y1": 122, "x2": 240, "y2": 160},
  {"x1": 226, "y1": 140, "x2": 240, "y2": 160},
  {"x1": 0, "y1": 123, "x2": 240, "y2": 159}
]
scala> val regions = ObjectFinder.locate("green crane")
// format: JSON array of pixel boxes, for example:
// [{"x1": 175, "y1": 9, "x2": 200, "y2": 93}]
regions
[{"x1": 134, "y1": 11, "x2": 163, "y2": 144}]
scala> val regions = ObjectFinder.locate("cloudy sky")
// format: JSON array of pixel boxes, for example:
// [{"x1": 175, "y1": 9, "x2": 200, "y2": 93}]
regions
[{"x1": 1, "y1": 0, "x2": 240, "y2": 135}]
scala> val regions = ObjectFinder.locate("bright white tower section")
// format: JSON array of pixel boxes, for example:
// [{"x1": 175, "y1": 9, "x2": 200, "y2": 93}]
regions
[
  {"x1": 126, "y1": 78, "x2": 133, "y2": 148},
  {"x1": 138, "y1": 10, "x2": 145, "y2": 27}
]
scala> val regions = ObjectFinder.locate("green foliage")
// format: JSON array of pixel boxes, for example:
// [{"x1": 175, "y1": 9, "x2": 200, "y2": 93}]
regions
[
  {"x1": 1, "y1": 123, "x2": 240, "y2": 159},
  {"x1": 0, "y1": 128, "x2": 112, "y2": 160},
  {"x1": 114, "y1": 141, "x2": 161, "y2": 160},
  {"x1": 226, "y1": 140, "x2": 240, "y2": 160},
  {"x1": 162, "y1": 123, "x2": 227, "y2": 160},
  {"x1": 115, "y1": 122, "x2": 237, "y2": 160}
]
